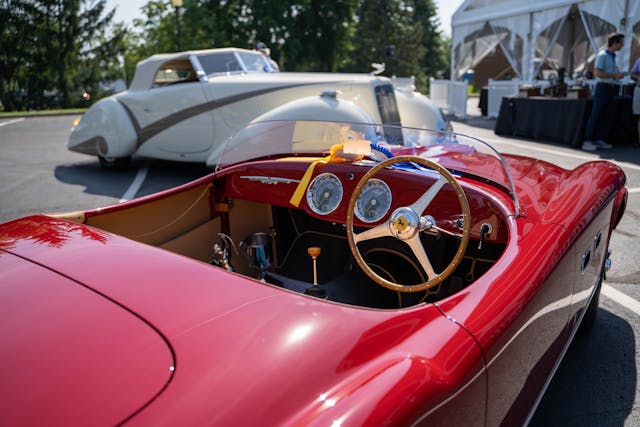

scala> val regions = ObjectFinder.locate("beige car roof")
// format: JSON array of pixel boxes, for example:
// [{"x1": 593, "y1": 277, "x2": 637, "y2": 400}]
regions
[{"x1": 129, "y1": 47, "x2": 255, "y2": 91}]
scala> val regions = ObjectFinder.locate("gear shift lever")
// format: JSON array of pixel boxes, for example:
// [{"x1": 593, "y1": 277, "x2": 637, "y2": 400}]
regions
[
  {"x1": 308, "y1": 247, "x2": 320, "y2": 284},
  {"x1": 305, "y1": 246, "x2": 326, "y2": 298}
]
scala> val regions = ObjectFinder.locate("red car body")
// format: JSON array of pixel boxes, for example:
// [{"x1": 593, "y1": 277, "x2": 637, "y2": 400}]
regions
[{"x1": 0, "y1": 120, "x2": 627, "y2": 426}]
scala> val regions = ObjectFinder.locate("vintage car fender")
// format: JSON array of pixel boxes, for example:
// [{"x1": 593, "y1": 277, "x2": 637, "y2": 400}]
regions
[
  {"x1": 250, "y1": 90, "x2": 375, "y2": 124},
  {"x1": 205, "y1": 92, "x2": 376, "y2": 167},
  {"x1": 67, "y1": 97, "x2": 137, "y2": 159},
  {"x1": 394, "y1": 89, "x2": 449, "y2": 132}
]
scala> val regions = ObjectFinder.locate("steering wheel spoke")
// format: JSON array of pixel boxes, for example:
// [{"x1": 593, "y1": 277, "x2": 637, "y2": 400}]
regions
[
  {"x1": 406, "y1": 235, "x2": 437, "y2": 280},
  {"x1": 353, "y1": 222, "x2": 391, "y2": 244},
  {"x1": 409, "y1": 176, "x2": 447, "y2": 214}
]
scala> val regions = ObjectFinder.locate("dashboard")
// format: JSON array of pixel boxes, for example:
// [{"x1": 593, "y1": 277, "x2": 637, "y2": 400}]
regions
[{"x1": 221, "y1": 158, "x2": 510, "y2": 244}]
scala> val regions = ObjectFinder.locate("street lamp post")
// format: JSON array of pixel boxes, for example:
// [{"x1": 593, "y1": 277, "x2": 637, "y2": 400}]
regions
[{"x1": 170, "y1": 0, "x2": 183, "y2": 52}]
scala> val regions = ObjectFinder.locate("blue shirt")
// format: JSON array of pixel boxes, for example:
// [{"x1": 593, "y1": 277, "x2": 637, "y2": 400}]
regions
[{"x1": 594, "y1": 49, "x2": 619, "y2": 84}]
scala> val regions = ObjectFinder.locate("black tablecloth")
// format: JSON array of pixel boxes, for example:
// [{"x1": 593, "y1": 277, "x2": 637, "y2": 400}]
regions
[{"x1": 494, "y1": 96, "x2": 638, "y2": 147}]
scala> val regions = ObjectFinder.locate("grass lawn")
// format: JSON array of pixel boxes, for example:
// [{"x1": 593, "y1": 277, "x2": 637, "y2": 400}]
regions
[{"x1": 0, "y1": 108, "x2": 86, "y2": 118}]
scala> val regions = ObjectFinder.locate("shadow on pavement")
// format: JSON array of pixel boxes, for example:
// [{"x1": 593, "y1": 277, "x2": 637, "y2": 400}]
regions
[
  {"x1": 137, "y1": 159, "x2": 213, "y2": 197},
  {"x1": 54, "y1": 158, "x2": 140, "y2": 198},
  {"x1": 530, "y1": 308, "x2": 636, "y2": 426},
  {"x1": 54, "y1": 157, "x2": 214, "y2": 199},
  {"x1": 450, "y1": 114, "x2": 498, "y2": 131}
]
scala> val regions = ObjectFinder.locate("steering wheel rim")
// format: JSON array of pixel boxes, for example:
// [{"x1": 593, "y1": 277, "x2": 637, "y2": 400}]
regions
[{"x1": 346, "y1": 155, "x2": 471, "y2": 293}]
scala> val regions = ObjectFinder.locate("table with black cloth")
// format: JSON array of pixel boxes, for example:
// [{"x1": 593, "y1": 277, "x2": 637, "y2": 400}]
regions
[{"x1": 494, "y1": 95, "x2": 638, "y2": 147}]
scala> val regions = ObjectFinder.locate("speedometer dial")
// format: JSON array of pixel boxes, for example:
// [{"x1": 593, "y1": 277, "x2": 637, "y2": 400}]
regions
[
  {"x1": 355, "y1": 178, "x2": 392, "y2": 223},
  {"x1": 306, "y1": 173, "x2": 343, "y2": 215}
]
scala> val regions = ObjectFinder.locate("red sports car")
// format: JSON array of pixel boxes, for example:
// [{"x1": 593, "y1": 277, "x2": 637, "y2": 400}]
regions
[{"x1": 0, "y1": 119, "x2": 627, "y2": 426}]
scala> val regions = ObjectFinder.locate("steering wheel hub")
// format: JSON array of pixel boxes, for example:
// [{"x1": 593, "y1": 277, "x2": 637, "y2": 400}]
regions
[{"x1": 389, "y1": 207, "x2": 419, "y2": 239}]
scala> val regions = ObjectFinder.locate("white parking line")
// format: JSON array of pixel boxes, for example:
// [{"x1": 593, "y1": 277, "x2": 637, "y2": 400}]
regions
[
  {"x1": 628, "y1": 187, "x2": 640, "y2": 194},
  {"x1": 0, "y1": 118, "x2": 25, "y2": 127},
  {"x1": 119, "y1": 164, "x2": 150, "y2": 202},
  {"x1": 602, "y1": 284, "x2": 640, "y2": 315}
]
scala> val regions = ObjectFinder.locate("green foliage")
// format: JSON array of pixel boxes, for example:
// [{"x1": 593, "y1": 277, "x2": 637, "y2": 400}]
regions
[
  {"x1": 345, "y1": 0, "x2": 449, "y2": 92},
  {"x1": 353, "y1": 0, "x2": 427, "y2": 83},
  {"x1": 280, "y1": 0, "x2": 359, "y2": 71},
  {"x1": 0, "y1": 0, "x2": 125, "y2": 111},
  {"x1": 413, "y1": 0, "x2": 451, "y2": 89},
  {"x1": 0, "y1": 1, "x2": 48, "y2": 110},
  {"x1": 0, "y1": 0, "x2": 451, "y2": 111},
  {"x1": 126, "y1": 0, "x2": 446, "y2": 78}
]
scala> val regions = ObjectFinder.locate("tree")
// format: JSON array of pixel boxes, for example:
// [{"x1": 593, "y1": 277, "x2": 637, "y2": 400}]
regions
[
  {"x1": 347, "y1": 1, "x2": 423, "y2": 76},
  {"x1": 127, "y1": 0, "x2": 254, "y2": 61},
  {"x1": 242, "y1": 0, "x2": 290, "y2": 67},
  {"x1": 281, "y1": 0, "x2": 358, "y2": 71},
  {"x1": 130, "y1": 0, "x2": 175, "y2": 57},
  {"x1": 411, "y1": 0, "x2": 450, "y2": 88},
  {"x1": 128, "y1": 0, "x2": 359, "y2": 73},
  {"x1": 0, "y1": 1, "x2": 47, "y2": 110},
  {"x1": 0, "y1": 0, "x2": 451, "y2": 111},
  {"x1": 47, "y1": 0, "x2": 125, "y2": 107},
  {"x1": 346, "y1": 0, "x2": 448, "y2": 93},
  {"x1": 0, "y1": 0, "x2": 124, "y2": 110},
  {"x1": 78, "y1": 20, "x2": 128, "y2": 100}
]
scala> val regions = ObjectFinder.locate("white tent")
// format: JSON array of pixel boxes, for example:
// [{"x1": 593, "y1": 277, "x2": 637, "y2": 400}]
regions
[{"x1": 451, "y1": 0, "x2": 640, "y2": 84}]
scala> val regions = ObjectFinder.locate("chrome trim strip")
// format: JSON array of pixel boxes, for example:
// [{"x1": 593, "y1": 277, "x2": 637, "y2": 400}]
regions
[
  {"x1": 240, "y1": 176, "x2": 301, "y2": 185},
  {"x1": 581, "y1": 248, "x2": 591, "y2": 274},
  {"x1": 593, "y1": 230, "x2": 602, "y2": 251}
]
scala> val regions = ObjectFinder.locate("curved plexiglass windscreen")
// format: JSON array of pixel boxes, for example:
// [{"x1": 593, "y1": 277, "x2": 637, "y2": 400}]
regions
[{"x1": 214, "y1": 120, "x2": 520, "y2": 216}]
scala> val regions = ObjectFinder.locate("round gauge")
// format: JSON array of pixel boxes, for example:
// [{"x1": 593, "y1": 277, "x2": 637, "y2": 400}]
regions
[
  {"x1": 355, "y1": 178, "x2": 392, "y2": 223},
  {"x1": 306, "y1": 173, "x2": 343, "y2": 215}
]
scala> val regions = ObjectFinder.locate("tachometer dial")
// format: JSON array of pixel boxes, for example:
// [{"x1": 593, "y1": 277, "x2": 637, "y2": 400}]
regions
[
  {"x1": 355, "y1": 178, "x2": 392, "y2": 223},
  {"x1": 306, "y1": 173, "x2": 343, "y2": 215}
]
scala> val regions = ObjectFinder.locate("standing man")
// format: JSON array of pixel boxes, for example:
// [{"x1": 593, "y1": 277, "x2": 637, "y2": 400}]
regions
[
  {"x1": 254, "y1": 42, "x2": 280, "y2": 72},
  {"x1": 630, "y1": 56, "x2": 640, "y2": 145},
  {"x1": 582, "y1": 32, "x2": 626, "y2": 151}
]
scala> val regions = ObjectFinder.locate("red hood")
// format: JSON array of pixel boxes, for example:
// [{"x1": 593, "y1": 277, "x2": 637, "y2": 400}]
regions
[
  {"x1": 0, "y1": 216, "x2": 482, "y2": 425},
  {"x1": 0, "y1": 249, "x2": 173, "y2": 425}
]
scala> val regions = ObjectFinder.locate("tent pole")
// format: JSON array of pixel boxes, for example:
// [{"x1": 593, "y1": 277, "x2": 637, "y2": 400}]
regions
[
  {"x1": 620, "y1": 0, "x2": 632, "y2": 72},
  {"x1": 450, "y1": 28, "x2": 455, "y2": 80},
  {"x1": 523, "y1": 12, "x2": 534, "y2": 82},
  {"x1": 489, "y1": 22, "x2": 522, "y2": 79},
  {"x1": 534, "y1": 13, "x2": 569, "y2": 80},
  {"x1": 578, "y1": 5, "x2": 598, "y2": 56}
]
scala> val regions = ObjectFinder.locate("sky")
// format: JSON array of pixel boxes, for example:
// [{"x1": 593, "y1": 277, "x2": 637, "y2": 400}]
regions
[{"x1": 107, "y1": 0, "x2": 464, "y2": 36}]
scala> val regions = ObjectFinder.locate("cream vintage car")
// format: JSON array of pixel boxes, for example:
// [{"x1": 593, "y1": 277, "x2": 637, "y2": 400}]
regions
[{"x1": 68, "y1": 47, "x2": 449, "y2": 168}]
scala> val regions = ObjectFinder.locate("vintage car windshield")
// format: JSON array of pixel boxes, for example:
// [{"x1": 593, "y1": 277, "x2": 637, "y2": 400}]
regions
[
  {"x1": 195, "y1": 51, "x2": 275, "y2": 76},
  {"x1": 215, "y1": 120, "x2": 520, "y2": 216}
]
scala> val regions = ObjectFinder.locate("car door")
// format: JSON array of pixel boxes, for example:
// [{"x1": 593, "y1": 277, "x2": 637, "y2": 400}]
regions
[
  {"x1": 436, "y1": 217, "x2": 575, "y2": 426},
  {"x1": 119, "y1": 68, "x2": 214, "y2": 158}
]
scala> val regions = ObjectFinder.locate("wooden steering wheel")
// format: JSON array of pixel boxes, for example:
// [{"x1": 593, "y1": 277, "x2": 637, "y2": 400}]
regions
[{"x1": 346, "y1": 155, "x2": 471, "y2": 293}]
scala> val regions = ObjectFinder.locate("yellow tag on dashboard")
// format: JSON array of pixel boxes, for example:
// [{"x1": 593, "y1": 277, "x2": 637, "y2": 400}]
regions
[
  {"x1": 289, "y1": 156, "x2": 331, "y2": 207},
  {"x1": 288, "y1": 144, "x2": 365, "y2": 207}
]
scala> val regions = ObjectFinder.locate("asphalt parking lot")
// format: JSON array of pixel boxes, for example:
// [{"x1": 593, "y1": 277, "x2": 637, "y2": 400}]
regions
[{"x1": 0, "y1": 111, "x2": 638, "y2": 425}]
